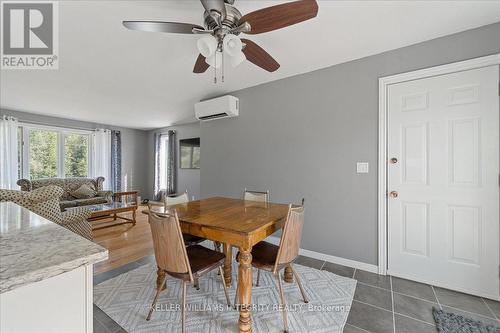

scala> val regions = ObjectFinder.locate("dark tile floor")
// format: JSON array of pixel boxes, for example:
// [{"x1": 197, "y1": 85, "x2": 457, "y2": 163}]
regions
[
  {"x1": 345, "y1": 270, "x2": 500, "y2": 333},
  {"x1": 93, "y1": 254, "x2": 500, "y2": 333}
]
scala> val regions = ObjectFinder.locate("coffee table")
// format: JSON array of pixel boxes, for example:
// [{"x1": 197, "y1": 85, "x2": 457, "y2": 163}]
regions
[{"x1": 70, "y1": 202, "x2": 137, "y2": 230}]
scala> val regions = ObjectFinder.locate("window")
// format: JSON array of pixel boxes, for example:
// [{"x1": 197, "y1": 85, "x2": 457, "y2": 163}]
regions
[
  {"x1": 18, "y1": 124, "x2": 92, "y2": 180},
  {"x1": 158, "y1": 135, "x2": 169, "y2": 190},
  {"x1": 29, "y1": 128, "x2": 58, "y2": 179},
  {"x1": 64, "y1": 133, "x2": 89, "y2": 177}
]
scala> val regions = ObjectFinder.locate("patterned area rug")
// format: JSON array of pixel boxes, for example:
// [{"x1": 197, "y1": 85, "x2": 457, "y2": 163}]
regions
[
  {"x1": 433, "y1": 308, "x2": 500, "y2": 333},
  {"x1": 94, "y1": 262, "x2": 356, "y2": 332}
]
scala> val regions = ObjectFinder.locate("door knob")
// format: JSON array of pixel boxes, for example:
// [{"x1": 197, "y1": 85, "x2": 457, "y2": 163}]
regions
[
  {"x1": 389, "y1": 191, "x2": 398, "y2": 198},
  {"x1": 390, "y1": 157, "x2": 398, "y2": 164}
]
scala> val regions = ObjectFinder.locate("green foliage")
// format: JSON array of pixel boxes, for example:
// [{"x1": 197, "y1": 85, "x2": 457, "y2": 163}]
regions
[
  {"x1": 64, "y1": 134, "x2": 88, "y2": 177},
  {"x1": 28, "y1": 130, "x2": 88, "y2": 180},
  {"x1": 29, "y1": 129, "x2": 57, "y2": 179}
]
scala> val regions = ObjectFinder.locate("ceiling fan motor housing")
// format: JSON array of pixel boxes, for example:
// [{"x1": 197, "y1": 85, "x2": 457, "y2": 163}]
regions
[{"x1": 204, "y1": 4, "x2": 242, "y2": 40}]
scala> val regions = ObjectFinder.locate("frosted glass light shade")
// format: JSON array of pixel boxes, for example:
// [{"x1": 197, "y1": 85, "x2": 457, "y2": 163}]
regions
[
  {"x1": 197, "y1": 35, "x2": 218, "y2": 58},
  {"x1": 222, "y1": 34, "x2": 242, "y2": 57},
  {"x1": 230, "y1": 51, "x2": 246, "y2": 67}
]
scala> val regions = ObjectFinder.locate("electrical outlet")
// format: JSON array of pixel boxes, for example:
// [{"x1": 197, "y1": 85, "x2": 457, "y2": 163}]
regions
[{"x1": 356, "y1": 162, "x2": 369, "y2": 174}]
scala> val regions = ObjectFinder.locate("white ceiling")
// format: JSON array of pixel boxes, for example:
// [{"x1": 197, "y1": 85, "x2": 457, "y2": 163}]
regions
[{"x1": 2, "y1": 0, "x2": 500, "y2": 129}]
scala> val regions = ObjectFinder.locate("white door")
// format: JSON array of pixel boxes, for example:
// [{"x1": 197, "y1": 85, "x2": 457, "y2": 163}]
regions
[{"x1": 387, "y1": 65, "x2": 499, "y2": 299}]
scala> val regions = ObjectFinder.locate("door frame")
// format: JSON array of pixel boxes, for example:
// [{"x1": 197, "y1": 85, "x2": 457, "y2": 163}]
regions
[{"x1": 378, "y1": 54, "x2": 500, "y2": 275}]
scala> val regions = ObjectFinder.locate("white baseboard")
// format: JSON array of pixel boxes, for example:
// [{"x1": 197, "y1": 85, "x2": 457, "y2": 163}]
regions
[
  {"x1": 266, "y1": 236, "x2": 379, "y2": 274},
  {"x1": 202, "y1": 237, "x2": 379, "y2": 274},
  {"x1": 388, "y1": 270, "x2": 500, "y2": 302}
]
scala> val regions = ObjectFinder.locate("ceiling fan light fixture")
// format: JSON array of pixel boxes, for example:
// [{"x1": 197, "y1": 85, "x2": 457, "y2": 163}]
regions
[
  {"x1": 230, "y1": 51, "x2": 246, "y2": 68},
  {"x1": 197, "y1": 35, "x2": 218, "y2": 58},
  {"x1": 222, "y1": 34, "x2": 242, "y2": 57},
  {"x1": 205, "y1": 51, "x2": 222, "y2": 68}
]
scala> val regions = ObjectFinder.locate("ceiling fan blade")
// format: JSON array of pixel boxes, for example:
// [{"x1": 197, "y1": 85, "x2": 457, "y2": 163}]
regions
[
  {"x1": 199, "y1": 0, "x2": 226, "y2": 19},
  {"x1": 122, "y1": 21, "x2": 204, "y2": 34},
  {"x1": 240, "y1": 0, "x2": 318, "y2": 35},
  {"x1": 241, "y1": 39, "x2": 280, "y2": 72},
  {"x1": 193, "y1": 54, "x2": 210, "y2": 73}
]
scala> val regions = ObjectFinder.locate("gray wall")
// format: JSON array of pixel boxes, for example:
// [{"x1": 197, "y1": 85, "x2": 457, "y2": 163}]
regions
[
  {"x1": 200, "y1": 22, "x2": 500, "y2": 266},
  {"x1": 145, "y1": 122, "x2": 201, "y2": 200},
  {"x1": 0, "y1": 109, "x2": 149, "y2": 196}
]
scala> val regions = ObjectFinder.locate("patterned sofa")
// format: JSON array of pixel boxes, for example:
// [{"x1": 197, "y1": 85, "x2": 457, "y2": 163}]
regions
[
  {"x1": 0, "y1": 186, "x2": 93, "y2": 240},
  {"x1": 17, "y1": 177, "x2": 113, "y2": 211}
]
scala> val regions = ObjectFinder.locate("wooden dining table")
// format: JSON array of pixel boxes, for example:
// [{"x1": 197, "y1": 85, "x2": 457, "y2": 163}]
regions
[{"x1": 142, "y1": 196, "x2": 291, "y2": 333}]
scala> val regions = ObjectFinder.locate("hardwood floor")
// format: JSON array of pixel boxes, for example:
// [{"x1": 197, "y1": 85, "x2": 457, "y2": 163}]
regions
[{"x1": 93, "y1": 208, "x2": 153, "y2": 275}]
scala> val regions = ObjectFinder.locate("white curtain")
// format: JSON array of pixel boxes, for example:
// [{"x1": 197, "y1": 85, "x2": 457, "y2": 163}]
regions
[
  {"x1": 92, "y1": 129, "x2": 112, "y2": 190},
  {"x1": 0, "y1": 116, "x2": 19, "y2": 189}
]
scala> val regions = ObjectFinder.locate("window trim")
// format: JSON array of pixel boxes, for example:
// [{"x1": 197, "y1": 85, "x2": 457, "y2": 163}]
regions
[{"x1": 19, "y1": 123, "x2": 94, "y2": 179}]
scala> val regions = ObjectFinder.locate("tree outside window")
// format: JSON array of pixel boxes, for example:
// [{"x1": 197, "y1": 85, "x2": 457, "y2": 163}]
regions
[
  {"x1": 29, "y1": 129, "x2": 58, "y2": 179},
  {"x1": 64, "y1": 134, "x2": 88, "y2": 177},
  {"x1": 19, "y1": 125, "x2": 91, "y2": 180}
]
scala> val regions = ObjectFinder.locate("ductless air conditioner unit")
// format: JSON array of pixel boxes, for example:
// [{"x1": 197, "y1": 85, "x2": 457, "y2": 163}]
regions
[{"x1": 195, "y1": 95, "x2": 239, "y2": 121}]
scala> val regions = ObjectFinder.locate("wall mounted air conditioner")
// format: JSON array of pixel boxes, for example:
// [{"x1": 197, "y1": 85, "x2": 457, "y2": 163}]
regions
[{"x1": 195, "y1": 95, "x2": 239, "y2": 121}]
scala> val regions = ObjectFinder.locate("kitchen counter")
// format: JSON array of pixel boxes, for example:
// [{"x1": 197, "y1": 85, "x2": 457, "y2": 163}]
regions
[
  {"x1": 0, "y1": 202, "x2": 108, "y2": 293},
  {"x1": 0, "y1": 201, "x2": 108, "y2": 332}
]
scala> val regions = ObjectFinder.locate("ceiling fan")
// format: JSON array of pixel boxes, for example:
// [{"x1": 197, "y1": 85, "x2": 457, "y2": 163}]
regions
[{"x1": 123, "y1": 0, "x2": 318, "y2": 79}]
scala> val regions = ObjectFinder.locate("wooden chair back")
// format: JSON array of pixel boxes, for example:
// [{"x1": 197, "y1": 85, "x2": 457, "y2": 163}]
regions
[
  {"x1": 165, "y1": 191, "x2": 189, "y2": 206},
  {"x1": 147, "y1": 206, "x2": 193, "y2": 282},
  {"x1": 274, "y1": 204, "x2": 305, "y2": 273},
  {"x1": 243, "y1": 188, "x2": 269, "y2": 203}
]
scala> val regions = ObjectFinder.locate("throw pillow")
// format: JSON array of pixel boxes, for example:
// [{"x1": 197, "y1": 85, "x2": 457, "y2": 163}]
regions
[{"x1": 70, "y1": 184, "x2": 97, "y2": 199}]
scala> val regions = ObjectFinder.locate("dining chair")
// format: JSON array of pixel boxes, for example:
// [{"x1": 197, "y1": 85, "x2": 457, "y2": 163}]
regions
[
  {"x1": 146, "y1": 209, "x2": 231, "y2": 332},
  {"x1": 242, "y1": 188, "x2": 270, "y2": 284},
  {"x1": 167, "y1": 191, "x2": 224, "y2": 255},
  {"x1": 164, "y1": 191, "x2": 206, "y2": 247},
  {"x1": 243, "y1": 188, "x2": 269, "y2": 202},
  {"x1": 165, "y1": 190, "x2": 189, "y2": 206},
  {"x1": 164, "y1": 193, "x2": 209, "y2": 289},
  {"x1": 234, "y1": 204, "x2": 307, "y2": 333}
]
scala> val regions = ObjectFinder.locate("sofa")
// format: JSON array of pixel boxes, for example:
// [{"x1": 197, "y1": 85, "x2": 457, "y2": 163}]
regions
[
  {"x1": 17, "y1": 177, "x2": 113, "y2": 211},
  {"x1": 0, "y1": 185, "x2": 93, "y2": 240}
]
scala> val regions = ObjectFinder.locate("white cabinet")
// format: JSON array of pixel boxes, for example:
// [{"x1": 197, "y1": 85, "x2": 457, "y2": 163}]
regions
[{"x1": 1, "y1": 265, "x2": 94, "y2": 332}]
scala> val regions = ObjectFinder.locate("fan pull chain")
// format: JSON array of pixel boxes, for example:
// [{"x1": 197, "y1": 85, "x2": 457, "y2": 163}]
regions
[
  {"x1": 213, "y1": 52, "x2": 217, "y2": 84},
  {"x1": 222, "y1": 51, "x2": 225, "y2": 83}
]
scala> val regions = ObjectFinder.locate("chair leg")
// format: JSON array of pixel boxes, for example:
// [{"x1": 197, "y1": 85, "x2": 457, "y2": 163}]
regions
[
  {"x1": 181, "y1": 281, "x2": 187, "y2": 333},
  {"x1": 146, "y1": 273, "x2": 167, "y2": 321},
  {"x1": 289, "y1": 264, "x2": 308, "y2": 303},
  {"x1": 219, "y1": 266, "x2": 231, "y2": 307},
  {"x1": 256, "y1": 268, "x2": 261, "y2": 287},
  {"x1": 193, "y1": 276, "x2": 200, "y2": 290},
  {"x1": 275, "y1": 272, "x2": 289, "y2": 333}
]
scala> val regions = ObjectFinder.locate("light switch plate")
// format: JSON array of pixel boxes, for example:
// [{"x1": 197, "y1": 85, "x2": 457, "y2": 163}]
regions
[{"x1": 357, "y1": 162, "x2": 369, "y2": 174}]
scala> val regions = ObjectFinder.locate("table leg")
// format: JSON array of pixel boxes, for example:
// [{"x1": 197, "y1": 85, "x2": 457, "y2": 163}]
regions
[
  {"x1": 284, "y1": 266, "x2": 294, "y2": 283},
  {"x1": 157, "y1": 266, "x2": 167, "y2": 291},
  {"x1": 132, "y1": 209, "x2": 137, "y2": 226},
  {"x1": 223, "y1": 243, "x2": 232, "y2": 287},
  {"x1": 238, "y1": 246, "x2": 252, "y2": 333}
]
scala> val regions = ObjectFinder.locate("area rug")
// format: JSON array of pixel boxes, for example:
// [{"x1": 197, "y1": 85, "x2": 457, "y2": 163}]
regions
[
  {"x1": 433, "y1": 308, "x2": 500, "y2": 333},
  {"x1": 94, "y1": 261, "x2": 356, "y2": 333}
]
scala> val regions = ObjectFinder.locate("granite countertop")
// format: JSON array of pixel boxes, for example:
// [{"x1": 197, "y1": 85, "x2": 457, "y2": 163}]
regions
[{"x1": 0, "y1": 202, "x2": 108, "y2": 293}]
